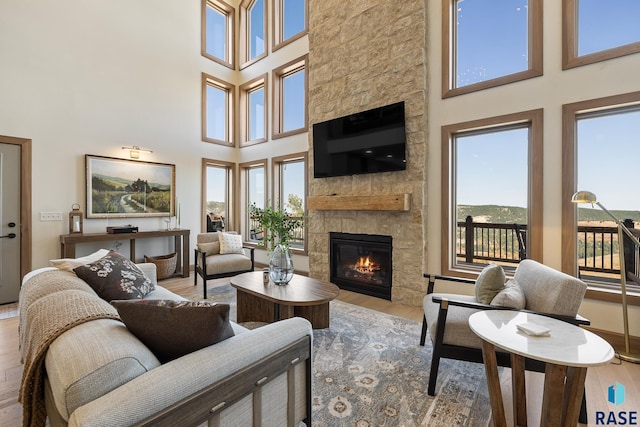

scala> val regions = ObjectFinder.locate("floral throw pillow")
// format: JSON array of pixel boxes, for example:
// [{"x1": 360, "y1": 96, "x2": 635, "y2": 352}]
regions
[
  {"x1": 74, "y1": 250, "x2": 155, "y2": 301},
  {"x1": 111, "y1": 300, "x2": 235, "y2": 363}
]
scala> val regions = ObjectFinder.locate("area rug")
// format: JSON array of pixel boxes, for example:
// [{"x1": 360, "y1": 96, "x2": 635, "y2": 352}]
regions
[{"x1": 189, "y1": 284, "x2": 493, "y2": 427}]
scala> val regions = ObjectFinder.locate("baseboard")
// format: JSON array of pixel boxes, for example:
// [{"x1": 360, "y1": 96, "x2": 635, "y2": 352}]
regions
[{"x1": 585, "y1": 326, "x2": 640, "y2": 353}]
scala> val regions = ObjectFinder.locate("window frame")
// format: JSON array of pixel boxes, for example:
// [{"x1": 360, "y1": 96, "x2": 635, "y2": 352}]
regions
[
  {"x1": 239, "y1": 0, "x2": 268, "y2": 69},
  {"x1": 562, "y1": 0, "x2": 640, "y2": 70},
  {"x1": 561, "y1": 91, "x2": 640, "y2": 305},
  {"x1": 239, "y1": 74, "x2": 268, "y2": 147},
  {"x1": 272, "y1": 152, "x2": 308, "y2": 254},
  {"x1": 201, "y1": 0, "x2": 236, "y2": 69},
  {"x1": 202, "y1": 73, "x2": 235, "y2": 146},
  {"x1": 272, "y1": 54, "x2": 308, "y2": 139},
  {"x1": 442, "y1": 0, "x2": 543, "y2": 98},
  {"x1": 441, "y1": 109, "x2": 544, "y2": 278},
  {"x1": 240, "y1": 159, "x2": 268, "y2": 245},
  {"x1": 272, "y1": 0, "x2": 308, "y2": 52},
  {"x1": 201, "y1": 158, "x2": 236, "y2": 232}
]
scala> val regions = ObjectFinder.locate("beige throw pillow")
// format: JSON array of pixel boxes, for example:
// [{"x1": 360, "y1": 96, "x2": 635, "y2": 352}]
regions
[
  {"x1": 197, "y1": 241, "x2": 220, "y2": 256},
  {"x1": 475, "y1": 263, "x2": 506, "y2": 304},
  {"x1": 490, "y1": 278, "x2": 526, "y2": 309},
  {"x1": 219, "y1": 232, "x2": 244, "y2": 255}
]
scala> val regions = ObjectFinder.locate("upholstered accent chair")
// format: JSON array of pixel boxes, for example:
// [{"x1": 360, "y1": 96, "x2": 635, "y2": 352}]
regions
[
  {"x1": 421, "y1": 260, "x2": 590, "y2": 421},
  {"x1": 194, "y1": 232, "x2": 255, "y2": 298}
]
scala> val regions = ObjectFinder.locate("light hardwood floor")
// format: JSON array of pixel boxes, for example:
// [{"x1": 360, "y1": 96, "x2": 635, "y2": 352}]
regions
[{"x1": 1, "y1": 276, "x2": 638, "y2": 426}]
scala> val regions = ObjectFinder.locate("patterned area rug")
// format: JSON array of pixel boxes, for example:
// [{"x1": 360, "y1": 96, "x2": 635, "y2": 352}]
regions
[{"x1": 188, "y1": 284, "x2": 492, "y2": 427}]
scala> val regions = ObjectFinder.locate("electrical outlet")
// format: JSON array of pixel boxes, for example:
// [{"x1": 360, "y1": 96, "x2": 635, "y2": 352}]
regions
[{"x1": 40, "y1": 212, "x2": 63, "y2": 221}]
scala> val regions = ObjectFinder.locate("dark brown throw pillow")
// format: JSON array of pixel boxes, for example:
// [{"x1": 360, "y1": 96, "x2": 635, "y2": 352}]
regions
[
  {"x1": 73, "y1": 250, "x2": 155, "y2": 301},
  {"x1": 111, "y1": 300, "x2": 235, "y2": 363}
]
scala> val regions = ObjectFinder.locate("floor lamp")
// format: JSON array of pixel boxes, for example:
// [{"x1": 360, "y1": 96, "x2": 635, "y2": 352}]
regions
[{"x1": 572, "y1": 191, "x2": 640, "y2": 363}]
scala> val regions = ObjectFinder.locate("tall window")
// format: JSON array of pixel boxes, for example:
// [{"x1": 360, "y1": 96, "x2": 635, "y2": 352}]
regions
[
  {"x1": 442, "y1": 110, "x2": 543, "y2": 277},
  {"x1": 202, "y1": 73, "x2": 235, "y2": 146},
  {"x1": 442, "y1": 0, "x2": 542, "y2": 98},
  {"x1": 202, "y1": 159, "x2": 234, "y2": 231},
  {"x1": 239, "y1": 74, "x2": 267, "y2": 146},
  {"x1": 240, "y1": 0, "x2": 267, "y2": 68},
  {"x1": 273, "y1": 0, "x2": 308, "y2": 50},
  {"x1": 202, "y1": 0, "x2": 235, "y2": 69},
  {"x1": 273, "y1": 55, "x2": 308, "y2": 138},
  {"x1": 563, "y1": 0, "x2": 640, "y2": 69},
  {"x1": 241, "y1": 161, "x2": 267, "y2": 243},
  {"x1": 273, "y1": 153, "x2": 307, "y2": 252},
  {"x1": 562, "y1": 92, "x2": 640, "y2": 291}
]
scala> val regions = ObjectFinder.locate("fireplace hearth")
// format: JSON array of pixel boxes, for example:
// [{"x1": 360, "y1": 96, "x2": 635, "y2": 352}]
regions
[{"x1": 330, "y1": 232, "x2": 392, "y2": 300}]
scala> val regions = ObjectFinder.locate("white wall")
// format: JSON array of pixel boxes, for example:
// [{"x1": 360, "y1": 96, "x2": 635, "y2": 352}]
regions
[
  {"x1": 426, "y1": 0, "x2": 640, "y2": 335},
  {"x1": 0, "y1": 0, "x2": 309, "y2": 271}
]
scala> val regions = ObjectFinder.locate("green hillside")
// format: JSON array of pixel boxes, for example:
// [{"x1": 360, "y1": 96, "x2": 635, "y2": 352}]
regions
[{"x1": 458, "y1": 205, "x2": 640, "y2": 224}]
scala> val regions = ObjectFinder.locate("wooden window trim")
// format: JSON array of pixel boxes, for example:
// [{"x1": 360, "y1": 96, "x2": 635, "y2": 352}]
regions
[
  {"x1": 240, "y1": 159, "x2": 268, "y2": 245},
  {"x1": 441, "y1": 109, "x2": 543, "y2": 278},
  {"x1": 202, "y1": 73, "x2": 236, "y2": 147},
  {"x1": 562, "y1": 0, "x2": 640, "y2": 70},
  {"x1": 201, "y1": 0, "x2": 236, "y2": 70},
  {"x1": 271, "y1": 0, "x2": 308, "y2": 52},
  {"x1": 239, "y1": 0, "x2": 268, "y2": 70},
  {"x1": 272, "y1": 152, "x2": 308, "y2": 255},
  {"x1": 442, "y1": 0, "x2": 543, "y2": 99},
  {"x1": 272, "y1": 54, "x2": 308, "y2": 139},
  {"x1": 201, "y1": 158, "x2": 236, "y2": 232},
  {"x1": 561, "y1": 91, "x2": 640, "y2": 306},
  {"x1": 239, "y1": 74, "x2": 268, "y2": 147}
]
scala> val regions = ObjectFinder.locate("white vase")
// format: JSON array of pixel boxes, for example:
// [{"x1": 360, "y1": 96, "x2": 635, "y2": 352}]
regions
[{"x1": 269, "y1": 244, "x2": 294, "y2": 285}]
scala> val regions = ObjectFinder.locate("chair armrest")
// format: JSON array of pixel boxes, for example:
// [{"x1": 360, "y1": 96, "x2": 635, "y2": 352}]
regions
[
  {"x1": 424, "y1": 273, "x2": 475, "y2": 294},
  {"x1": 431, "y1": 295, "x2": 590, "y2": 326}
]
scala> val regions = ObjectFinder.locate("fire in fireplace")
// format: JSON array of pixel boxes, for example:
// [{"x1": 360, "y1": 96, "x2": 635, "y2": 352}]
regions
[{"x1": 330, "y1": 232, "x2": 392, "y2": 300}]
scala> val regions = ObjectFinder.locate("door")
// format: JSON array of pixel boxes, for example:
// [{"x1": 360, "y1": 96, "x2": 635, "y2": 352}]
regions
[{"x1": 0, "y1": 143, "x2": 20, "y2": 304}]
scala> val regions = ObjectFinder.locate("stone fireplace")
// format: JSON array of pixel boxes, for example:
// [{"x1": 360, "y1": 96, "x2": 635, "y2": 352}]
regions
[{"x1": 330, "y1": 232, "x2": 392, "y2": 300}]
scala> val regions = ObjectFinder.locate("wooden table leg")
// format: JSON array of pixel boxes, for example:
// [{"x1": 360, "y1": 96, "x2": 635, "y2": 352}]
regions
[
  {"x1": 481, "y1": 340, "x2": 507, "y2": 427},
  {"x1": 562, "y1": 367, "x2": 587, "y2": 427},
  {"x1": 540, "y1": 363, "x2": 568, "y2": 427},
  {"x1": 182, "y1": 232, "x2": 189, "y2": 277},
  {"x1": 511, "y1": 353, "x2": 527, "y2": 426}
]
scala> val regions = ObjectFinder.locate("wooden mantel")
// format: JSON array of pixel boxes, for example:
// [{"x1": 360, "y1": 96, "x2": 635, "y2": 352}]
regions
[{"x1": 307, "y1": 194, "x2": 411, "y2": 211}]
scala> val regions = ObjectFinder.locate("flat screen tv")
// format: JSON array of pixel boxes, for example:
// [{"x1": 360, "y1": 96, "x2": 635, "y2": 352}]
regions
[{"x1": 312, "y1": 101, "x2": 406, "y2": 178}]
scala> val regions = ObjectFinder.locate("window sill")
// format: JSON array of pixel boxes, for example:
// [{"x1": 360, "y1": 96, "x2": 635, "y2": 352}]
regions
[{"x1": 584, "y1": 286, "x2": 640, "y2": 306}]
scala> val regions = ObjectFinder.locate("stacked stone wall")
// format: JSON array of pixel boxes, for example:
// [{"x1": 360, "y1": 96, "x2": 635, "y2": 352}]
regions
[{"x1": 308, "y1": 0, "x2": 427, "y2": 306}]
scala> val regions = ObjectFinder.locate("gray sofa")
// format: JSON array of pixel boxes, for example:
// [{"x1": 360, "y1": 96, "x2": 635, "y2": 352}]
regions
[{"x1": 19, "y1": 264, "x2": 312, "y2": 427}]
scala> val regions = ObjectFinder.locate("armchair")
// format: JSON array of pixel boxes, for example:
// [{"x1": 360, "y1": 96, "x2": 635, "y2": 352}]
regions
[
  {"x1": 421, "y1": 260, "x2": 590, "y2": 421},
  {"x1": 194, "y1": 232, "x2": 255, "y2": 298}
]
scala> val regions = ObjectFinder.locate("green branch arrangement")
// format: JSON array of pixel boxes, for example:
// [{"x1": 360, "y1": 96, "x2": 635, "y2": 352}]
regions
[{"x1": 248, "y1": 202, "x2": 305, "y2": 252}]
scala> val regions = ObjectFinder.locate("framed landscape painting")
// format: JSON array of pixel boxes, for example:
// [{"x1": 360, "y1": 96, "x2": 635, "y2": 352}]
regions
[{"x1": 86, "y1": 155, "x2": 176, "y2": 218}]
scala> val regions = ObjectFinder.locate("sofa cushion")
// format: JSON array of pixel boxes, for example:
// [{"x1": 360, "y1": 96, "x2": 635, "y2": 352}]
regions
[
  {"x1": 111, "y1": 300, "x2": 235, "y2": 363},
  {"x1": 219, "y1": 232, "x2": 244, "y2": 254},
  {"x1": 205, "y1": 253, "x2": 253, "y2": 275},
  {"x1": 74, "y1": 250, "x2": 155, "y2": 301},
  {"x1": 45, "y1": 318, "x2": 161, "y2": 421},
  {"x1": 490, "y1": 278, "x2": 526, "y2": 309},
  {"x1": 423, "y1": 293, "x2": 483, "y2": 348},
  {"x1": 474, "y1": 263, "x2": 505, "y2": 304},
  {"x1": 49, "y1": 249, "x2": 110, "y2": 272}
]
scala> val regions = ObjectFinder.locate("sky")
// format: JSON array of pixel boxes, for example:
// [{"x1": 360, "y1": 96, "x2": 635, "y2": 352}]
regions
[{"x1": 455, "y1": 0, "x2": 640, "y2": 212}]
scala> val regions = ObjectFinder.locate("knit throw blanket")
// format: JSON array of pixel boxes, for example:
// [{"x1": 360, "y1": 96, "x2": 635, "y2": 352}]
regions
[{"x1": 19, "y1": 269, "x2": 120, "y2": 427}]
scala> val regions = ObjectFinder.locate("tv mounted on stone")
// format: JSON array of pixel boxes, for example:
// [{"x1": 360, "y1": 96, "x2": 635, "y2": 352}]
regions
[{"x1": 312, "y1": 101, "x2": 407, "y2": 178}]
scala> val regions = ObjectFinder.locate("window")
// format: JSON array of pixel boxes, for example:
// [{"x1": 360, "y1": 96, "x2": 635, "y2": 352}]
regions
[
  {"x1": 202, "y1": 159, "x2": 235, "y2": 232},
  {"x1": 563, "y1": 0, "x2": 640, "y2": 69},
  {"x1": 562, "y1": 92, "x2": 640, "y2": 293},
  {"x1": 202, "y1": 0, "x2": 235, "y2": 69},
  {"x1": 241, "y1": 160, "x2": 267, "y2": 243},
  {"x1": 202, "y1": 73, "x2": 235, "y2": 146},
  {"x1": 239, "y1": 74, "x2": 267, "y2": 146},
  {"x1": 273, "y1": 55, "x2": 308, "y2": 138},
  {"x1": 442, "y1": 0, "x2": 542, "y2": 98},
  {"x1": 240, "y1": 0, "x2": 267, "y2": 68},
  {"x1": 273, "y1": 153, "x2": 307, "y2": 252},
  {"x1": 273, "y1": 0, "x2": 308, "y2": 51},
  {"x1": 442, "y1": 110, "x2": 543, "y2": 277}
]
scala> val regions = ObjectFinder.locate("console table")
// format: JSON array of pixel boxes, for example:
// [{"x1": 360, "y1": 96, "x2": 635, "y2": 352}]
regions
[{"x1": 59, "y1": 229, "x2": 190, "y2": 278}]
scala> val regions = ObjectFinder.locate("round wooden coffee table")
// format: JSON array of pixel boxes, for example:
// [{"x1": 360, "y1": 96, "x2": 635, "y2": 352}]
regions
[{"x1": 230, "y1": 271, "x2": 340, "y2": 329}]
